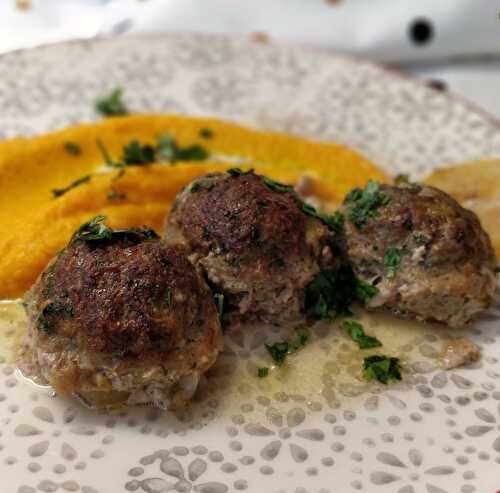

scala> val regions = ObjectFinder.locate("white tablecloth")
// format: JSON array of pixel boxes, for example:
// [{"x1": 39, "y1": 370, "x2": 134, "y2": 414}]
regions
[{"x1": 2, "y1": 0, "x2": 500, "y2": 118}]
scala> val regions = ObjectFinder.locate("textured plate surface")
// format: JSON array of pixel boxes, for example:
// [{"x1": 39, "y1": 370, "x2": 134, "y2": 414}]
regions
[{"x1": 1, "y1": 33, "x2": 500, "y2": 493}]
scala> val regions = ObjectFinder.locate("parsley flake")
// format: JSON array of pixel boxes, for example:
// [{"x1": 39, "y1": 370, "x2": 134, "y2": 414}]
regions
[
  {"x1": 262, "y1": 176, "x2": 295, "y2": 193},
  {"x1": 214, "y1": 293, "x2": 224, "y2": 316},
  {"x1": 64, "y1": 142, "x2": 81, "y2": 156},
  {"x1": 71, "y1": 215, "x2": 113, "y2": 243},
  {"x1": 344, "y1": 180, "x2": 391, "y2": 228},
  {"x1": 343, "y1": 320, "x2": 382, "y2": 349},
  {"x1": 302, "y1": 203, "x2": 344, "y2": 232},
  {"x1": 122, "y1": 140, "x2": 156, "y2": 165},
  {"x1": 414, "y1": 234, "x2": 429, "y2": 246},
  {"x1": 95, "y1": 88, "x2": 129, "y2": 117},
  {"x1": 384, "y1": 247, "x2": 402, "y2": 279},
  {"x1": 199, "y1": 128, "x2": 214, "y2": 139},
  {"x1": 355, "y1": 278, "x2": 379, "y2": 306},
  {"x1": 265, "y1": 326, "x2": 309, "y2": 366},
  {"x1": 363, "y1": 355, "x2": 402, "y2": 384},
  {"x1": 52, "y1": 175, "x2": 91, "y2": 198},
  {"x1": 227, "y1": 167, "x2": 254, "y2": 176},
  {"x1": 257, "y1": 367, "x2": 269, "y2": 378},
  {"x1": 70, "y1": 215, "x2": 158, "y2": 244},
  {"x1": 306, "y1": 267, "x2": 379, "y2": 320},
  {"x1": 107, "y1": 188, "x2": 127, "y2": 201}
]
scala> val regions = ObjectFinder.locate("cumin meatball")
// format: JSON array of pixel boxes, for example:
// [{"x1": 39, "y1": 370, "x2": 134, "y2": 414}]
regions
[
  {"x1": 19, "y1": 218, "x2": 223, "y2": 410},
  {"x1": 165, "y1": 170, "x2": 336, "y2": 324},
  {"x1": 339, "y1": 181, "x2": 497, "y2": 328}
]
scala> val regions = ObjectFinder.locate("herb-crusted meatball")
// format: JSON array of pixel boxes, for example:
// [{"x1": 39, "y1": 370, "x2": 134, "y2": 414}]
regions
[
  {"x1": 19, "y1": 216, "x2": 223, "y2": 410},
  {"x1": 339, "y1": 181, "x2": 497, "y2": 328},
  {"x1": 165, "y1": 169, "x2": 339, "y2": 324}
]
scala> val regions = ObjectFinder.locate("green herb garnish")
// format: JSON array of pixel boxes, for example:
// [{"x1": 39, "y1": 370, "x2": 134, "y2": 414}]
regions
[
  {"x1": 107, "y1": 188, "x2": 127, "y2": 201},
  {"x1": 302, "y1": 203, "x2": 344, "y2": 232},
  {"x1": 52, "y1": 175, "x2": 91, "y2": 198},
  {"x1": 305, "y1": 267, "x2": 356, "y2": 319},
  {"x1": 306, "y1": 267, "x2": 378, "y2": 319},
  {"x1": 344, "y1": 180, "x2": 391, "y2": 228},
  {"x1": 71, "y1": 215, "x2": 158, "y2": 244},
  {"x1": 394, "y1": 173, "x2": 410, "y2": 185},
  {"x1": 265, "y1": 326, "x2": 309, "y2": 366},
  {"x1": 257, "y1": 367, "x2": 269, "y2": 378},
  {"x1": 262, "y1": 176, "x2": 296, "y2": 193},
  {"x1": 71, "y1": 215, "x2": 113, "y2": 243},
  {"x1": 355, "y1": 278, "x2": 379, "y2": 306},
  {"x1": 191, "y1": 179, "x2": 217, "y2": 193},
  {"x1": 122, "y1": 140, "x2": 156, "y2": 165},
  {"x1": 95, "y1": 88, "x2": 129, "y2": 117},
  {"x1": 384, "y1": 247, "x2": 402, "y2": 279},
  {"x1": 227, "y1": 167, "x2": 254, "y2": 176},
  {"x1": 214, "y1": 293, "x2": 224, "y2": 315},
  {"x1": 363, "y1": 355, "x2": 402, "y2": 384},
  {"x1": 199, "y1": 128, "x2": 214, "y2": 139},
  {"x1": 96, "y1": 138, "x2": 114, "y2": 165},
  {"x1": 414, "y1": 234, "x2": 429, "y2": 246},
  {"x1": 343, "y1": 321, "x2": 382, "y2": 349},
  {"x1": 157, "y1": 134, "x2": 209, "y2": 162},
  {"x1": 64, "y1": 142, "x2": 81, "y2": 156}
]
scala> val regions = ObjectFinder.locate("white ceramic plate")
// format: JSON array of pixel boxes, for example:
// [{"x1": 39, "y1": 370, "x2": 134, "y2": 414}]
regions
[{"x1": 1, "y1": 33, "x2": 500, "y2": 493}]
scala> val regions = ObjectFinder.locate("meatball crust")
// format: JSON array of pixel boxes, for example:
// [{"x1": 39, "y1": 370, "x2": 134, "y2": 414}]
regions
[
  {"x1": 165, "y1": 171, "x2": 335, "y2": 324},
  {"x1": 339, "y1": 182, "x2": 497, "y2": 328},
  {"x1": 21, "y1": 227, "x2": 223, "y2": 410}
]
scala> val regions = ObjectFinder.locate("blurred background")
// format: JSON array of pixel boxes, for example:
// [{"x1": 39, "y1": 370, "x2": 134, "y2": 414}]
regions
[{"x1": 1, "y1": 0, "x2": 500, "y2": 117}]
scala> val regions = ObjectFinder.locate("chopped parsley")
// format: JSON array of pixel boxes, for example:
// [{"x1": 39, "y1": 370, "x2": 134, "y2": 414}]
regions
[
  {"x1": 64, "y1": 142, "x2": 81, "y2": 156},
  {"x1": 107, "y1": 188, "x2": 127, "y2": 201},
  {"x1": 96, "y1": 138, "x2": 114, "y2": 165},
  {"x1": 97, "y1": 135, "x2": 210, "y2": 175},
  {"x1": 122, "y1": 140, "x2": 156, "y2": 165},
  {"x1": 394, "y1": 173, "x2": 410, "y2": 185},
  {"x1": 363, "y1": 355, "x2": 402, "y2": 384},
  {"x1": 95, "y1": 88, "x2": 129, "y2": 117},
  {"x1": 342, "y1": 321, "x2": 382, "y2": 349},
  {"x1": 344, "y1": 180, "x2": 391, "y2": 228},
  {"x1": 191, "y1": 178, "x2": 217, "y2": 193},
  {"x1": 257, "y1": 367, "x2": 269, "y2": 378},
  {"x1": 70, "y1": 215, "x2": 113, "y2": 243},
  {"x1": 355, "y1": 278, "x2": 379, "y2": 306},
  {"x1": 414, "y1": 233, "x2": 429, "y2": 246},
  {"x1": 306, "y1": 267, "x2": 379, "y2": 319},
  {"x1": 305, "y1": 267, "x2": 356, "y2": 319},
  {"x1": 403, "y1": 217, "x2": 413, "y2": 230},
  {"x1": 384, "y1": 247, "x2": 402, "y2": 279},
  {"x1": 52, "y1": 175, "x2": 91, "y2": 198},
  {"x1": 70, "y1": 215, "x2": 158, "y2": 244},
  {"x1": 214, "y1": 293, "x2": 224, "y2": 315},
  {"x1": 199, "y1": 128, "x2": 214, "y2": 139},
  {"x1": 157, "y1": 134, "x2": 209, "y2": 162},
  {"x1": 265, "y1": 326, "x2": 309, "y2": 366},
  {"x1": 302, "y1": 203, "x2": 344, "y2": 232},
  {"x1": 262, "y1": 176, "x2": 296, "y2": 193},
  {"x1": 227, "y1": 167, "x2": 254, "y2": 176}
]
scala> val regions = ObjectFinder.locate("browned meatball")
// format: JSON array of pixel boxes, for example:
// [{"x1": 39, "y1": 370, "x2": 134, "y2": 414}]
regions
[
  {"x1": 19, "y1": 217, "x2": 223, "y2": 410},
  {"x1": 165, "y1": 170, "x2": 336, "y2": 324},
  {"x1": 339, "y1": 181, "x2": 497, "y2": 328}
]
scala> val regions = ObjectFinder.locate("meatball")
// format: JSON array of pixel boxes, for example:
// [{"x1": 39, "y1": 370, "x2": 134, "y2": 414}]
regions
[
  {"x1": 165, "y1": 170, "x2": 336, "y2": 324},
  {"x1": 19, "y1": 218, "x2": 223, "y2": 410},
  {"x1": 339, "y1": 181, "x2": 497, "y2": 328}
]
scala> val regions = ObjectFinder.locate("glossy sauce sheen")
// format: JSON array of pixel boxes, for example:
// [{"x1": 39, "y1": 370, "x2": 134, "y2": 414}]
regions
[{"x1": 2, "y1": 299, "x2": 459, "y2": 416}]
